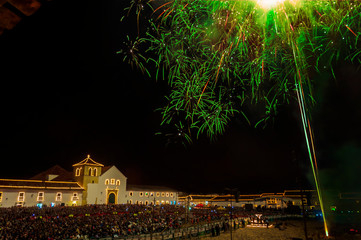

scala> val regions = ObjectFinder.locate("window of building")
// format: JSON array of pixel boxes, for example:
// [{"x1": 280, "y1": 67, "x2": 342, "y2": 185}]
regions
[
  {"x1": 55, "y1": 192, "x2": 62, "y2": 201},
  {"x1": 116, "y1": 180, "x2": 120, "y2": 185},
  {"x1": 129, "y1": 192, "x2": 133, "y2": 197},
  {"x1": 71, "y1": 193, "x2": 79, "y2": 201},
  {"x1": 37, "y1": 192, "x2": 44, "y2": 202},
  {"x1": 0, "y1": 192, "x2": 2, "y2": 202},
  {"x1": 111, "y1": 179, "x2": 115, "y2": 185},
  {"x1": 129, "y1": 200, "x2": 133, "y2": 204},
  {"x1": 166, "y1": 192, "x2": 169, "y2": 197},
  {"x1": 136, "y1": 201, "x2": 139, "y2": 204},
  {"x1": 156, "y1": 192, "x2": 160, "y2": 197},
  {"x1": 156, "y1": 200, "x2": 160, "y2": 205},
  {"x1": 150, "y1": 192, "x2": 154, "y2": 197},
  {"x1": 166, "y1": 200, "x2": 169, "y2": 204},
  {"x1": 139, "y1": 192, "x2": 143, "y2": 197},
  {"x1": 75, "y1": 168, "x2": 80, "y2": 176},
  {"x1": 88, "y1": 167, "x2": 93, "y2": 176},
  {"x1": 93, "y1": 168, "x2": 97, "y2": 176},
  {"x1": 170, "y1": 193, "x2": 174, "y2": 197},
  {"x1": 105, "y1": 179, "x2": 109, "y2": 185},
  {"x1": 145, "y1": 200, "x2": 149, "y2": 205},
  {"x1": 145, "y1": 192, "x2": 149, "y2": 197},
  {"x1": 18, "y1": 192, "x2": 25, "y2": 202},
  {"x1": 150, "y1": 201, "x2": 154, "y2": 205},
  {"x1": 139, "y1": 201, "x2": 143, "y2": 205},
  {"x1": 161, "y1": 192, "x2": 165, "y2": 197}
]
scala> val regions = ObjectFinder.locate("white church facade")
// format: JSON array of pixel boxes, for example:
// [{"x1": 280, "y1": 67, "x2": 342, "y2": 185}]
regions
[{"x1": 0, "y1": 155, "x2": 179, "y2": 208}]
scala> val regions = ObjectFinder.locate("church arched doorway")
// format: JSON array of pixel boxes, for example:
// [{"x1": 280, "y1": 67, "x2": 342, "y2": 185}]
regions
[
  {"x1": 108, "y1": 193, "x2": 116, "y2": 204},
  {"x1": 106, "y1": 189, "x2": 118, "y2": 204}
]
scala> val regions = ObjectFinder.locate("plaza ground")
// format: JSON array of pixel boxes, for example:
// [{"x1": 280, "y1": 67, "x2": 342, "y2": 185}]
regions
[{"x1": 211, "y1": 220, "x2": 361, "y2": 240}]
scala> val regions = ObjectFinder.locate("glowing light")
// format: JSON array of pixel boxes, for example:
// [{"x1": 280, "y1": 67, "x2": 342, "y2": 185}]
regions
[{"x1": 257, "y1": 0, "x2": 285, "y2": 9}]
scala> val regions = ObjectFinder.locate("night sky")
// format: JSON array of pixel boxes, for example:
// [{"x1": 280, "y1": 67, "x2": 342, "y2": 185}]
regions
[{"x1": 1, "y1": 0, "x2": 360, "y2": 194}]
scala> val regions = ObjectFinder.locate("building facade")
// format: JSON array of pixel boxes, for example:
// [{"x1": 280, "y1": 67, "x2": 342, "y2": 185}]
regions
[
  {"x1": 0, "y1": 179, "x2": 83, "y2": 208},
  {"x1": 0, "y1": 155, "x2": 178, "y2": 208}
]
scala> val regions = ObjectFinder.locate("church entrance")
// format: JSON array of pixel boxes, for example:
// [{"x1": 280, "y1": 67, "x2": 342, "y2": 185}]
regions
[
  {"x1": 106, "y1": 189, "x2": 118, "y2": 204},
  {"x1": 108, "y1": 193, "x2": 115, "y2": 204}
]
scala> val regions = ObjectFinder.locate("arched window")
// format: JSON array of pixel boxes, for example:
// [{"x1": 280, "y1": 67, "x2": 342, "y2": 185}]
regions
[
  {"x1": 129, "y1": 200, "x2": 133, "y2": 204},
  {"x1": 139, "y1": 192, "x2": 143, "y2": 197},
  {"x1": 145, "y1": 200, "x2": 149, "y2": 205},
  {"x1": 129, "y1": 192, "x2": 133, "y2": 197},
  {"x1": 71, "y1": 193, "x2": 79, "y2": 201},
  {"x1": 93, "y1": 168, "x2": 97, "y2": 176},
  {"x1": 88, "y1": 167, "x2": 92, "y2": 176},
  {"x1": 139, "y1": 201, "x2": 143, "y2": 205},
  {"x1": 105, "y1": 179, "x2": 109, "y2": 185},
  {"x1": 166, "y1": 192, "x2": 169, "y2": 197},
  {"x1": 161, "y1": 192, "x2": 165, "y2": 197},
  {"x1": 116, "y1": 180, "x2": 120, "y2": 185},
  {"x1": 166, "y1": 201, "x2": 169, "y2": 204},
  {"x1": 75, "y1": 168, "x2": 81, "y2": 176},
  {"x1": 156, "y1": 192, "x2": 160, "y2": 197},
  {"x1": 55, "y1": 192, "x2": 62, "y2": 201},
  {"x1": 170, "y1": 193, "x2": 174, "y2": 197}
]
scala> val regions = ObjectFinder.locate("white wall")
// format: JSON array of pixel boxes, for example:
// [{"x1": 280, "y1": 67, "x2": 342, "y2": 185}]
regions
[
  {"x1": 125, "y1": 190, "x2": 178, "y2": 205},
  {"x1": 0, "y1": 189, "x2": 82, "y2": 208},
  {"x1": 87, "y1": 166, "x2": 127, "y2": 204}
]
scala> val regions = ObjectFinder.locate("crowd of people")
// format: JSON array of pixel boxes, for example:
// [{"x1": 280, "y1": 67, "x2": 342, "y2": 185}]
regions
[{"x1": 0, "y1": 204, "x2": 286, "y2": 239}]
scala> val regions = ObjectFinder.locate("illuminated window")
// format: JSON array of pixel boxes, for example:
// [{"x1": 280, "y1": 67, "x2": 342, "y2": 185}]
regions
[
  {"x1": 88, "y1": 167, "x2": 93, "y2": 176},
  {"x1": 161, "y1": 200, "x2": 165, "y2": 204},
  {"x1": 129, "y1": 192, "x2": 133, "y2": 197},
  {"x1": 161, "y1": 192, "x2": 165, "y2": 197},
  {"x1": 129, "y1": 200, "x2": 133, "y2": 204},
  {"x1": 139, "y1": 192, "x2": 143, "y2": 197},
  {"x1": 136, "y1": 201, "x2": 139, "y2": 204},
  {"x1": 75, "y1": 168, "x2": 81, "y2": 176},
  {"x1": 156, "y1": 192, "x2": 160, "y2": 197},
  {"x1": 150, "y1": 192, "x2": 154, "y2": 197},
  {"x1": 111, "y1": 179, "x2": 115, "y2": 185},
  {"x1": 55, "y1": 192, "x2": 62, "y2": 201},
  {"x1": 166, "y1": 192, "x2": 169, "y2": 197},
  {"x1": 170, "y1": 193, "x2": 174, "y2": 197},
  {"x1": 145, "y1": 200, "x2": 149, "y2": 205},
  {"x1": 166, "y1": 201, "x2": 169, "y2": 204},
  {"x1": 150, "y1": 201, "x2": 154, "y2": 205},
  {"x1": 145, "y1": 192, "x2": 149, "y2": 196},
  {"x1": 105, "y1": 179, "x2": 109, "y2": 185},
  {"x1": 37, "y1": 192, "x2": 44, "y2": 202},
  {"x1": 71, "y1": 193, "x2": 79, "y2": 201},
  {"x1": 0, "y1": 192, "x2": 2, "y2": 202},
  {"x1": 156, "y1": 200, "x2": 160, "y2": 205},
  {"x1": 18, "y1": 192, "x2": 25, "y2": 202},
  {"x1": 116, "y1": 180, "x2": 120, "y2": 185},
  {"x1": 93, "y1": 168, "x2": 97, "y2": 176},
  {"x1": 139, "y1": 201, "x2": 143, "y2": 205}
]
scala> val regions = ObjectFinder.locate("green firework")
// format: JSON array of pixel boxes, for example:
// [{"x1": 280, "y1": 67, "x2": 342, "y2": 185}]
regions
[{"x1": 120, "y1": 0, "x2": 361, "y2": 142}]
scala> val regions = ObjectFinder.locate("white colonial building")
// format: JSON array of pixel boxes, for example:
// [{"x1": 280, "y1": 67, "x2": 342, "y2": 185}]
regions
[{"x1": 0, "y1": 155, "x2": 179, "y2": 208}]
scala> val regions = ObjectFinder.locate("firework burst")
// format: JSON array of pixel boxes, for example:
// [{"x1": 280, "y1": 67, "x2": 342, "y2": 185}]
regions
[{"x1": 121, "y1": 1, "x2": 361, "y2": 234}]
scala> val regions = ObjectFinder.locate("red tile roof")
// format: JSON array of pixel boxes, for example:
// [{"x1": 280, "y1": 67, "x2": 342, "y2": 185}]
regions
[{"x1": 30, "y1": 165, "x2": 74, "y2": 181}]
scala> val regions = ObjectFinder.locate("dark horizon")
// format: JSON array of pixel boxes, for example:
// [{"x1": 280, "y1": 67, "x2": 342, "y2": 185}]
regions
[{"x1": 1, "y1": 0, "x2": 360, "y2": 195}]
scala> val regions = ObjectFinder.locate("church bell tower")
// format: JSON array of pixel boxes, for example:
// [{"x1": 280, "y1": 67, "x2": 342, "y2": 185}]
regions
[{"x1": 73, "y1": 155, "x2": 104, "y2": 205}]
